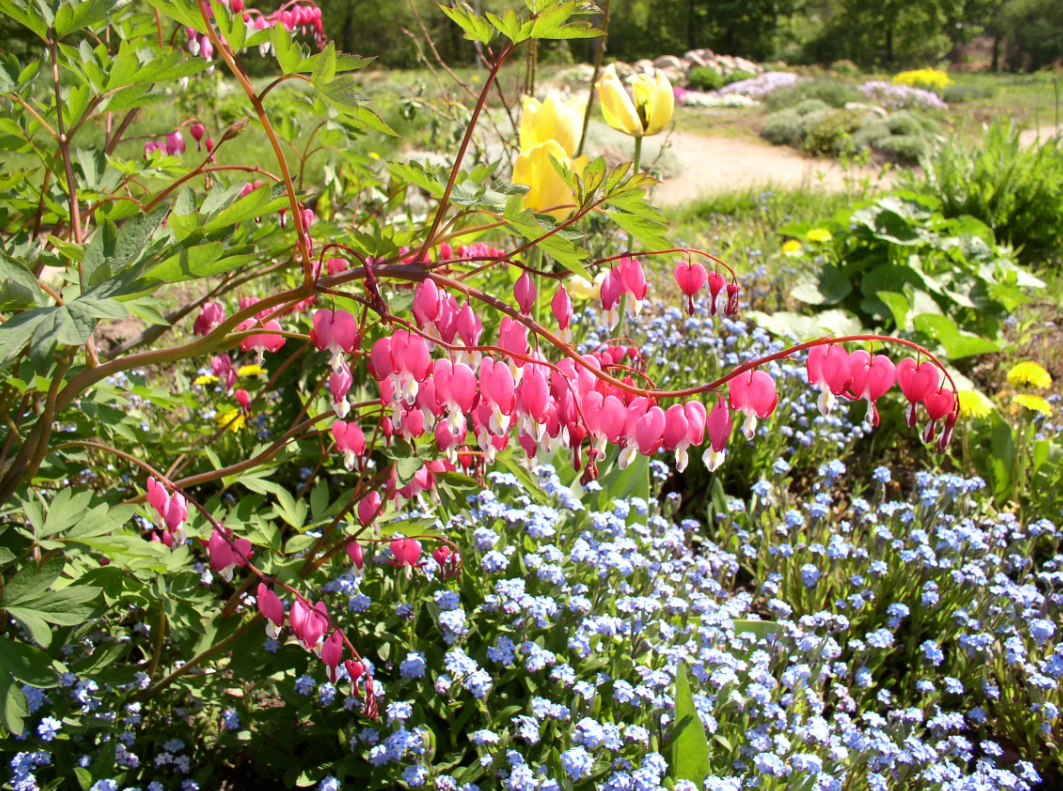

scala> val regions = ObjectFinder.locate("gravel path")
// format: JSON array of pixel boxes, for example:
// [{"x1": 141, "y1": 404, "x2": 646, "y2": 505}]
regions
[{"x1": 651, "y1": 131, "x2": 897, "y2": 205}]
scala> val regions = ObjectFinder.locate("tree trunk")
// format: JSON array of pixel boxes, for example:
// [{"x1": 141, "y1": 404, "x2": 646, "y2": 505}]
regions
[{"x1": 991, "y1": 33, "x2": 1000, "y2": 71}]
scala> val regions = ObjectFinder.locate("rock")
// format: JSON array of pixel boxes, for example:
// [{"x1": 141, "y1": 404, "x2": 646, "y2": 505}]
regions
[
  {"x1": 716, "y1": 55, "x2": 736, "y2": 73},
  {"x1": 632, "y1": 59, "x2": 655, "y2": 75},
  {"x1": 612, "y1": 61, "x2": 635, "y2": 79},
  {"x1": 659, "y1": 66, "x2": 685, "y2": 85},
  {"x1": 733, "y1": 57, "x2": 760, "y2": 75},
  {"x1": 845, "y1": 102, "x2": 888, "y2": 119},
  {"x1": 684, "y1": 50, "x2": 709, "y2": 68},
  {"x1": 653, "y1": 55, "x2": 685, "y2": 71}
]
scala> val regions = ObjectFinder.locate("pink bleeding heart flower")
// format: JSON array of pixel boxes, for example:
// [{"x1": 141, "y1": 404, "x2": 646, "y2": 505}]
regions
[
  {"x1": 330, "y1": 360, "x2": 354, "y2": 418},
  {"x1": 707, "y1": 272, "x2": 726, "y2": 316},
  {"x1": 922, "y1": 387, "x2": 955, "y2": 444},
  {"x1": 331, "y1": 420, "x2": 366, "y2": 471},
  {"x1": 703, "y1": 398, "x2": 733, "y2": 471},
  {"x1": 662, "y1": 401, "x2": 707, "y2": 472},
  {"x1": 432, "y1": 545, "x2": 459, "y2": 578},
  {"x1": 896, "y1": 357, "x2": 941, "y2": 427},
  {"x1": 635, "y1": 406, "x2": 666, "y2": 457},
  {"x1": 729, "y1": 369, "x2": 778, "y2": 439},
  {"x1": 200, "y1": 36, "x2": 214, "y2": 61},
  {"x1": 498, "y1": 317, "x2": 529, "y2": 364},
  {"x1": 143, "y1": 140, "x2": 159, "y2": 159},
  {"x1": 238, "y1": 318, "x2": 286, "y2": 362},
  {"x1": 162, "y1": 492, "x2": 188, "y2": 542},
  {"x1": 552, "y1": 286, "x2": 573, "y2": 337},
  {"x1": 311, "y1": 308, "x2": 360, "y2": 370},
  {"x1": 618, "y1": 257, "x2": 648, "y2": 306},
  {"x1": 725, "y1": 283, "x2": 739, "y2": 316},
  {"x1": 189, "y1": 122, "x2": 206, "y2": 148},
  {"x1": 212, "y1": 353, "x2": 238, "y2": 392},
  {"x1": 514, "y1": 272, "x2": 536, "y2": 315},
  {"x1": 207, "y1": 527, "x2": 252, "y2": 582},
  {"x1": 146, "y1": 476, "x2": 170, "y2": 521},
  {"x1": 389, "y1": 537, "x2": 422, "y2": 568},
  {"x1": 327, "y1": 258, "x2": 348, "y2": 276},
  {"x1": 193, "y1": 302, "x2": 225, "y2": 336},
  {"x1": 358, "y1": 491, "x2": 382, "y2": 527},
  {"x1": 936, "y1": 410, "x2": 958, "y2": 453},
  {"x1": 674, "y1": 260, "x2": 708, "y2": 316},
  {"x1": 347, "y1": 540, "x2": 364, "y2": 572},
  {"x1": 479, "y1": 358, "x2": 515, "y2": 435},
  {"x1": 235, "y1": 388, "x2": 251, "y2": 412},
  {"x1": 807, "y1": 345, "x2": 852, "y2": 416},
  {"x1": 165, "y1": 130, "x2": 185, "y2": 156},
  {"x1": 600, "y1": 269, "x2": 624, "y2": 328},
  {"x1": 321, "y1": 631, "x2": 344, "y2": 682},
  {"x1": 413, "y1": 280, "x2": 441, "y2": 328},
  {"x1": 292, "y1": 600, "x2": 328, "y2": 651},
  {"x1": 257, "y1": 583, "x2": 285, "y2": 638},
  {"x1": 848, "y1": 350, "x2": 896, "y2": 428}
]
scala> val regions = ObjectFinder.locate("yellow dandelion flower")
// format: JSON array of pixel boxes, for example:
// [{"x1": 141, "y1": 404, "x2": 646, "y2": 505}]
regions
[
  {"x1": 1006, "y1": 361, "x2": 1052, "y2": 390},
  {"x1": 237, "y1": 364, "x2": 265, "y2": 377},
  {"x1": 957, "y1": 390, "x2": 993, "y2": 419},
  {"x1": 194, "y1": 374, "x2": 219, "y2": 386},
  {"x1": 368, "y1": 151, "x2": 380, "y2": 160},
  {"x1": 806, "y1": 228, "x2": 833, "y2": 243},
  {"x1": 1014, "y1": 394, "x2": 1052, "y2": 415},
  {"x1": 781, "y1": 240, "x2": 803, "y2": 256},
  {"x1": 216, "y1": 408, "x2": 246, "y2": 432}
]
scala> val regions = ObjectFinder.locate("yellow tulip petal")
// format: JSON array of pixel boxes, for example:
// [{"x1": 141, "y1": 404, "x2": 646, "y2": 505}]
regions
[
  {"x1": 512, "y1": 140, "x2": 578, "y2": 221},
  {"x1": 596, "y1": 65, "x2": 642, "y2": 137},
  {"x1": 519, "y1": 96, "x2": 542, "y2": 151},
  {"x1": 643, "y1": 71, "x2": 674, "y2": 136}
]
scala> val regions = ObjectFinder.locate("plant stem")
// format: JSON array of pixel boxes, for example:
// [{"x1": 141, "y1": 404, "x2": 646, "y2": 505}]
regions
[{"x1": 576, "y1": 0, "x2": 611, "y2": 158}]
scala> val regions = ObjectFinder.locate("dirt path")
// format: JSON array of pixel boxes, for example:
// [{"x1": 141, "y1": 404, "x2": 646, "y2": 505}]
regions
[{"x1": 652, "y1": 131, "x2": 897, "y2": 205}]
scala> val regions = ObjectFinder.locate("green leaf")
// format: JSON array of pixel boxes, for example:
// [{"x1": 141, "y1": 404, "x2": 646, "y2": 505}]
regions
[
  {"x1": 875, "y1": 290, "x2": 910, "y2": 330},
  {"x1": 0, "y1": 308, "x2": 50, "y2": 365},
  {"x1": 271, "y1": 22, "x2": 303, "y2": 74},
  {"x1": 0, "y1": 635, "x2": 60, "y2": 687},
  {"x1": 0, "y1": 0, "x2": 48, "y2": 39},
  {"x1": 747, "y1": 309, "x2": 862, "y2": 341},
  {"x1": 912, "y1": 314, "x2": 999, "y2": 360},
  {"x1": 6, "y1": 607, "x2": 52, "y2": 646},
  {"x1": 733, "y1": 619, "x2": 781, "y2": 642},
  {"x1": 83, "y1": 218, "x2": 118, "y2": 286},
  {"x1": 203, "y1": 182, "x2": 288, "y2": 231},
  {"x1": 0, "y1": 672, "x2": 29, "y2": 736},
  {"x1": 395, "y1": 455, "x2": 422, "y2": 486},
  {"x1": 0, "y1": 251, "x2": 45, "y2": 309},
  {"x1": 54, "y1": 0, "x2": 122, "y2": 37},
  {"x1": 792, "y1": 263, "x2": 852, "y2": 305},
  {"x1": 16, "y1": 586, "x2": 101, "y2": 625},
  {"x1": 669, "y1": 664, "x2": 710, "y2": 786},
  {"x1": 438, "y1": 2, "x2": 496, "y2": 44},
  {"x1": 1, "y1": 557, "x2": 64, "y2": 607}
]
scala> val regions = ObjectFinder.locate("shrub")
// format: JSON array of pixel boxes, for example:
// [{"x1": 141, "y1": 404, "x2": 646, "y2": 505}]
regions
[
  {"x1": 800, "y1": 108, "x2": 864, "y2": 156},
  {"x1": 764, "y1": 78, "x2": 864, "y2": 110},
  {"x1": 877, "y1": 133, "x2": 931, "y2": 163},
  {"x1": 794, "y1": 98, "x2": 829, "y2": 115},
  {"x1": 721, "y1": 68, "x2": 756, "y2": 86},
  {"x1": 886, "y1": 110, "x2": 939, "y2": 137},
  {"x1": 687, "y1": 65, "x2": 724, "y2": 91},
  {"x1": 851, "y1": 120, "x2": 892, "y2": 151},
  {"x1": 829, "y1": 58, "x2": 862, "y2": 77},
  {"x1": 761, "y1": 108, "x2": 804, "y2": 146},
  {"x1": 860, "y1": 81, "x2": 949, "y2": 110},
  {"x1": 905, "y1": 122, "x2": 1063, "y2": 265}
]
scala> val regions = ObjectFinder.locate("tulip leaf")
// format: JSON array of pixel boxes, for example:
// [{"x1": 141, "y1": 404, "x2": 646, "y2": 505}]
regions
[
  {"x1": 912, "y1": 314, "x2": 999, "y2": 360},
  {"x1": 669, "y1": 664, "x2": 710, "y2": 786}
]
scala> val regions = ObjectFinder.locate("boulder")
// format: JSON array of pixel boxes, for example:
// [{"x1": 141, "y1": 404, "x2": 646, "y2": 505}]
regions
[
  {"x1": 653, "y1": 55, "x2": 685, "y2": 71},
  {"x1": 632, "y1": 58, "x2": 655, "y2": 75},
  {"x1": 659, "y1": 66, "x2": 685, "y2": 85},
  {"x1": 733, "y1": 57, "x2": 760, "y2": 75},
  {"x1": 716, "y1": 55, "x2": 736, "y2": 73},
  {"x1": 684, "y1": 50, "x2": 709, "y2": 68},
  {"x1": 612, "y1": 61, "x2": 636, "y2": 79}
]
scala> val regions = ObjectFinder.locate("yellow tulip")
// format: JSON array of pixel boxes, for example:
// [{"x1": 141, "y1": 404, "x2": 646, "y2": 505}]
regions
[
  {"x1": 595, "y1": 64, "x2": 674, "y2": 137},
  {"x1": 520, "y1": 95, "x2": 583, "y2": 157},
  {"x1": 512, "y1": 140, "x2": 587, "y2": 221}
]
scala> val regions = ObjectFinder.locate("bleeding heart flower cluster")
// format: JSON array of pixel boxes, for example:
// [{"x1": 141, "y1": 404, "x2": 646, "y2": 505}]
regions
[{"x1": 145, "y1": 476, "x2": 188, "y2": 546}]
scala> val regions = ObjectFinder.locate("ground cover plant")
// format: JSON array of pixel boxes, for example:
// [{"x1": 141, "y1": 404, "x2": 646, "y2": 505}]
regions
[{"x1": 0, "y1": 1, "x2": 1061, "y2": 791}]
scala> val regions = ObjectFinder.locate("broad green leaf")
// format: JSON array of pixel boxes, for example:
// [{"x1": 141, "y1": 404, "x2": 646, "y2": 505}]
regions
[
  {"x1": 792, "y1": 263, "x2": 852, "y2": 305},
  {"x1": 0, "y1": 0, "x2": 48, "y2": 39},
  {"x1": 669, "y1": 665, "x2": 710, "y2": 786},
  {"x1": 54, "y1": 0, "x2": 122, "y2": 37},
  {"x1": 1, "y1": 557, "x2": 64, "y2": 607},
  {"x1": 0, "y1": 252, "x2": 44, "y2": 309},
  {"x1": 271, "y1": 22, "x2": 303, "y2": 74},
  {"x1": 912, "y1": 314, "x2": 999, "y2": 360},
  {"x1": 0, "y1": 673, "x2": 29, "y2": 736},
  {"x1": 0, "y1": 636, "x2": 60, "y2": 687},
  {"x1": 6, "y1": 607, "x2": 52, "y2": 646},
  {"x1": 438, "y1": 3, "x2": 496, "y2": 44},
  {"x1": 16, "y1": 587, "x2": 101, "y2": 625}
]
